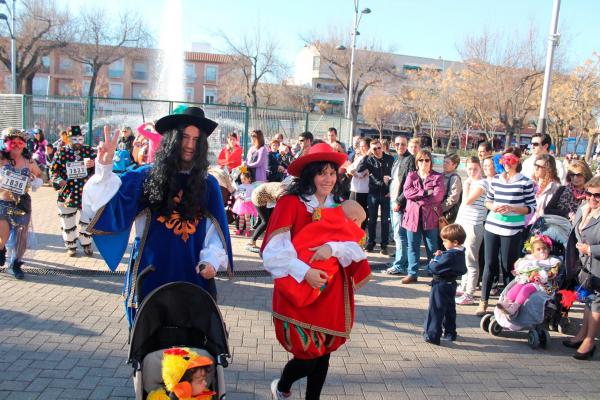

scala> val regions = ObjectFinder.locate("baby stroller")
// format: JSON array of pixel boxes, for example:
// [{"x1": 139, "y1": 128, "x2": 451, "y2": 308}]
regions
[
  {"x1": 129, "y1": 281, "x2": 230, "y2": 399},
  {"x1": 480, "y1": 214, "x2": 571, "y2": 349}
]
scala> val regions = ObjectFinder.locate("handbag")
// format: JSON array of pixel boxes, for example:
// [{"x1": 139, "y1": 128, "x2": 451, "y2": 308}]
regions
[{"x1": 578, "y1": 257, "x2": 600, "y2": 292}]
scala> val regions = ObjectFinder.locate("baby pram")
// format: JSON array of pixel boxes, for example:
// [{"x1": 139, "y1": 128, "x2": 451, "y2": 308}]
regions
[
  {"x1": 129, "y1": 281, "x2": 230, "y2": 400},
  {"x1": 480, "y1": 214, "x2": 571, "y2": 349}
]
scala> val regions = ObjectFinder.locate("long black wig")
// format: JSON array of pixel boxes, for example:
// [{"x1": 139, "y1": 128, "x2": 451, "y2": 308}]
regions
[{"x1": 141, "y1": 124, "x2": 210, "y2": 220}]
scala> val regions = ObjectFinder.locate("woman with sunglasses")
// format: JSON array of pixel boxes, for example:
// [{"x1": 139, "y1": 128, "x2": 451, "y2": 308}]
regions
[
  {"x1": 477, "y1": 147, "x2": 536, "y2": 316},
  {"x1": 563, "y1": 176, "x2": 600, "y2": 360},
  {"x1": 401, "y1": 149, "x2": 445, "y2": 284},
  {"x1": 564, "y1": 160, "x2": 593, "y2": 213},
  {"x1": 245, "y1": 129, "x2": 269, "y2": 182}
]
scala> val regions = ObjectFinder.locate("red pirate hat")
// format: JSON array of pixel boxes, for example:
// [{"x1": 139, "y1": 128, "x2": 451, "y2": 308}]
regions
[{"x1": 287, "y1": 143, "x2": 347, "y2": 177}]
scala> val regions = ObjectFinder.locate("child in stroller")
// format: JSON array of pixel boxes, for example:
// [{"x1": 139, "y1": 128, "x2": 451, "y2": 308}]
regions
[
  {"x1": 496, "y1": 234, "x2": 560, "y2": 317},
  {"x1": 481, "y1": 232, "x2": 564, "y2": 348}
]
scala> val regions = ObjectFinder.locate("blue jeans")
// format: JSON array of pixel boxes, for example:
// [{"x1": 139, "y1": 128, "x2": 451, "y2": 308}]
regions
[
  {"x1": 406, "y1": 222, "x2": 438, "y2": 277},
  {"x1": 367, "y1": 193, "x2": 390, "y2": 247},
  {"x1": 391, "y1": 208, "x2": 408, "y2": 271}
]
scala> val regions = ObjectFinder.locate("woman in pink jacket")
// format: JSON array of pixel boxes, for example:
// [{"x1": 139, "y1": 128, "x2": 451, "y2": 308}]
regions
[{"x1": 401, "y1": 149, "x2": 445, "y2": 284}]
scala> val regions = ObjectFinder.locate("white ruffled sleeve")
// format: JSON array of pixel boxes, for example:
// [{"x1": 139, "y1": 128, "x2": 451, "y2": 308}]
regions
[
  {"x1": 199, "y1": 219, "x2": 228, "y2": 272},
  {"x1": 81, "y1": 162, "x2": 122, "y2": 221},
  {"x1": 326, "y1": 241, "x2": 367, "y2": 267},
  {"x1": 262, "y1": 230, "x2": 310, "y2": 283}
]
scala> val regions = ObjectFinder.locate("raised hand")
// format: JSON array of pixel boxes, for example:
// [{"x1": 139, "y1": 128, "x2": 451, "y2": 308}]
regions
[{"x1": 97, "y1": 126, "x2": 120, "y2": 165}]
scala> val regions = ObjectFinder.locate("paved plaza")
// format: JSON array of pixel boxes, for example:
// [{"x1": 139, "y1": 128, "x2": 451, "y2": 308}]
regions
[{"x1": 0, "y1": 187, "x2": 599, "y2": 400}]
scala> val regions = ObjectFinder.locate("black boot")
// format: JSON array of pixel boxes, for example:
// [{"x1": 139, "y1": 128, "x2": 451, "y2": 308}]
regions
[
  {"x1": 0, "y1": 247, "x2": 5, "y2": 266},
  {"x1": 8, "y1": 260, "x2": 24, "y2": 280}
]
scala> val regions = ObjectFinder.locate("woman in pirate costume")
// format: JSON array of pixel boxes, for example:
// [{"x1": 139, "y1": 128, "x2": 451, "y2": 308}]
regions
[
  {"x1": 0, "y1": 128, "x2": 43, "y2": 279},
  {"x1": 262, "y1": 143, "x2": 371, "y2": 400}
]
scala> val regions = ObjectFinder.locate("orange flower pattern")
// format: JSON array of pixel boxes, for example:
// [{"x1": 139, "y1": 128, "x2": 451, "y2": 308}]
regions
[{"x1": 156, "y1": 191, "x2": 199, "y2": 242}]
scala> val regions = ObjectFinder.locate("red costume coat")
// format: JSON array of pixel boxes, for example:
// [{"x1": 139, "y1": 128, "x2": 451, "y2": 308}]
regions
[{"x1": 262, "y1": 195, "x2": 371, "y2": 359}]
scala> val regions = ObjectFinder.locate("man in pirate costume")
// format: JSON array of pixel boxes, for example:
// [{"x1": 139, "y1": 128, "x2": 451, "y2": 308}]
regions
[
  {"x1": 82, "y1": 107, "x2": 233, "y2": 325},
  {"x1": 50, "y1": 125, "x2": 96, "y2": 257}
]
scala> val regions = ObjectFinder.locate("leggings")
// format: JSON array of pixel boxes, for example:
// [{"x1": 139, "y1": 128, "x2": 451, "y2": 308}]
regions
[
  {"x1": 506, "y1": 283, "x2": 537, "y2": 305},
  {"x1": 278, "y1": 353, "x2": 331, "y2": 400},
  {"x1": 481, "y1": 230, "x2": 522, "y2": 302},
  {"x1": 251, "y1": 206, "x2": 271, "y2": 243}
]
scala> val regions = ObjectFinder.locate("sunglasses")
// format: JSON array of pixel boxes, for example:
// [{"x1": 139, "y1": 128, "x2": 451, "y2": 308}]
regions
[
  {"x1": 531, "y1": 142, "x2": 541, "y2": 147},
  {"x1": 418, "y1": 159, "x2": 431, "y2": 163},
  {"x1": 534, "y1": 164, "x2": 547, "y2": 170},
  {"x1": 585, "y1": 191, "x2": 600, "y2": 201},
  {"x1": 568, "y1": 172, "x2": 584, "y2": 178},
  {"x1": 394, "y1": 142, "x2": 406, "y2": 146},
  {"x1": 372, "y1": 146, "x2": 382, "y2": 150}
]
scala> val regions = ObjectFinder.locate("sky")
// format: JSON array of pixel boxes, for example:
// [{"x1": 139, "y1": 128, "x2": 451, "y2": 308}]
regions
[{"x1": 56, "y1": 0, "x2": 598, "y2": 71}]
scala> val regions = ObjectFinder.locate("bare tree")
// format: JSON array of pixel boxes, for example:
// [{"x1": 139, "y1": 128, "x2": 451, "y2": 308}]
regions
[
  {"x1": 459, "y1": 27, "x2": 546, "y2": 148},
  {"x1": 220, "y1": 27, "x2": 287, "y2": 107},
  {"x1": 0, "y1": 0, "x2": 72, "y2": 94},
  {"x1": 363, "y1": 89, "x2": 396, "y2": 139},
  {"x1": 66, "y1": 6, "x2": 152, "y2": 97},
  {"x1": 303, "y1": 30, "x2": 396, "y2": 132}
]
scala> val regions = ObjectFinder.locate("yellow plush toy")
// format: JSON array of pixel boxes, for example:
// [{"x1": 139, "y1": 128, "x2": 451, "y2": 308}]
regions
[{"x1": 147, "y1": 347, "x2": 216, "y2": 400}]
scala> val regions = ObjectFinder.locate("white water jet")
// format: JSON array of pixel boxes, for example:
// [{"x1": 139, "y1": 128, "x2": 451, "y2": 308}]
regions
[{"x1": 156, "y1": 0, "x2": 185, "y2": 102}]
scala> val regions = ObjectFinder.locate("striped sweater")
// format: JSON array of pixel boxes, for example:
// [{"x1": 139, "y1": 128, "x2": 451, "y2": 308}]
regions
[{"x1": 485, "y1": 173, "x2": 536, "y2": 236}]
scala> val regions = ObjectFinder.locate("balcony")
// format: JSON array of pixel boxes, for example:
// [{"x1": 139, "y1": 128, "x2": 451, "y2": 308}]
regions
[{"x1": 132, "y1": 70, "x2": 148, "y2": 80}]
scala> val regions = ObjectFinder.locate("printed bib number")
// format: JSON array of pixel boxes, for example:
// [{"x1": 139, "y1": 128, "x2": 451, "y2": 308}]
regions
[
  {"x1": 66, "y1": 161, "x2": 88, "y2": 179},
  {"x1": 0, "y1": 170, "x2": 28, "y2": 195}
]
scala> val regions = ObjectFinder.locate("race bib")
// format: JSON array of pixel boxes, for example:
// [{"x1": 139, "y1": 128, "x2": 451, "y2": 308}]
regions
[
  {"x1": 0, "y1": 170, "x2": 28, "y2": 195},
  {"x1": 66, "y1": 161, "x2": 88, "y2": 180}
]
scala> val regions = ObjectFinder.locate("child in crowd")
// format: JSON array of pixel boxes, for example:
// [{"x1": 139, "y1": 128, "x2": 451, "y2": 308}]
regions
[
  {"x1": 496, "y1": 234, "x2": 560, "y2": 317},
  {"x1": 112, "y1": 142, "x2": 132, "y2": 174},
  {"x1": 423, "y1": 224, "x2": 467, "y2": 345},
  {"x1": 232, "y1": 171, "x2": 257, "y2": 236},
  {"x1": 147, "y1": 347, "x2": 215, "y2": 400},
  {"x1": 275, "y1": 199, "x2": 368, "y2": 308}
]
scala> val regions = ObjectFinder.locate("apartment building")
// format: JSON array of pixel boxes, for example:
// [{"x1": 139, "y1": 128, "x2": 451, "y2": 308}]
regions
[{"x1": 2, "y1": 47, "x2": 234, "y2": 104}]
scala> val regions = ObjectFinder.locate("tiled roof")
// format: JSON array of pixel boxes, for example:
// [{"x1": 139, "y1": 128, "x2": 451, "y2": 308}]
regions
[{"x1": 184, "y1": 52, "x2": 234, "y2": 63}]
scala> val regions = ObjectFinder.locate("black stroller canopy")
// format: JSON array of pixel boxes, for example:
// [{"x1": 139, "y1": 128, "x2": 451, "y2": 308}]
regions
[{"x1": 128, "y1": 282, "x2": 229, "y2": 363}]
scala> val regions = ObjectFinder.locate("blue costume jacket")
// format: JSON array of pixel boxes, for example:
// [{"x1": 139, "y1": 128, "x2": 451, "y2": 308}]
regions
[{"x1": 87, "y1": 165, "x2": 234, "y2": 325}]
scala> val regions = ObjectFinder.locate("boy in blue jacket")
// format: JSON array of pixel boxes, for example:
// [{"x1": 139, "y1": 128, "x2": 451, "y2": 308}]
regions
[{"x1": 423, "y1": 224, "x2": 467, "y2": 345}]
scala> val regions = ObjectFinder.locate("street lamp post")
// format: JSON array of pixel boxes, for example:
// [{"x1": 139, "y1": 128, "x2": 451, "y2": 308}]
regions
[
  {"x1": 0, "y1": 0, "x2": 16, "y2": 94},
  {"x1": 345, "y1": 0, "x2": 370, "y2": 137}
]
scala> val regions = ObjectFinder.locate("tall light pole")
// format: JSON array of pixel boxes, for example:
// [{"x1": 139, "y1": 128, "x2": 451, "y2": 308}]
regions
[
  {"x1": 536, "y1": 0, "x2": 561, "y2": 135},
  {"x1": 345, "y1": 0, "x2": 370, "y2": 136},
  {"x1": 0, "y1": 0, "x2": 16, "y2": 94}
]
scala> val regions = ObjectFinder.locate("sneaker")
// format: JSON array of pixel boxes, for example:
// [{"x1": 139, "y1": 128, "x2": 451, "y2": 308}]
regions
[
  {"x1": 234, "y1": 229, "x2": 242, "y2": 236},
  {"x1": 490, "y1": 287, "x2": 500, "y2": 296},
  {"x1": 365, "y1": 244, "x2": 375, "y2": 252},
  {"x1": 422, "y1": 332, "x2": 440, "y2": 346},
  {"x1": 270, "y1": 379, "x2": 291, "y2": 399},
  {"x1": 380, "y1": 246, "x2": 389, "y2": 256},
  {"x1": 67, "y1": 248, "x2": 77, "y2": 257},
  {"x1": 455, "y1": 294, "x2": 475, "y2": 305},
  {"x1": 442, "y1": 332, "x2": 457, "y2": 341},
  {"x1": 385, "y1": 266, "x2": 406, "y2": 275},
  {"x1": 247, "y1": 245, "x2": 260, "y2": 253},
  {"x1": 401, "y1": 275, "x2": 418, "y2": 284},
  {"x1": 7, "y1": 261, "x2": 24, "y2": 280},
  {"x1": 455, "y1": 288, "x2": 464, "y2": 296},
  {"x1": 245, "y1": 230, "x2": 252, "y2": 237}
]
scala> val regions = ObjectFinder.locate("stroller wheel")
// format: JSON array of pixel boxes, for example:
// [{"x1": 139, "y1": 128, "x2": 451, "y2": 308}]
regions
[
  {"x1": 488, "y1": 317, "x2": 502, "y2": 336},
  {"x1": 538, "y1": 328, "x2": 550, "y2": 349},
  {"x1": 528, "y1": 329, "x2": 540, "y2": 349},
  {"x1": 480, "y1": 313, "x2": 493, "y2": 333}
]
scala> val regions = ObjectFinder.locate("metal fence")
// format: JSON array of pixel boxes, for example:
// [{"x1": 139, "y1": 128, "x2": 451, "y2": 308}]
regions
[{"x1": 0, "y1": 94, "x2": 352, "y2": 161}]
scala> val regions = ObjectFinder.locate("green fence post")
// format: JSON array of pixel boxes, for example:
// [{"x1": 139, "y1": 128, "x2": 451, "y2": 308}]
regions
[
  {"x1": 304, "y1": 111, "x2": 309, "y2": 133},
  {"x1": 21, "y1": 95, "x2": 26, "y2": 129},
  {"x1": 87, "y1": 97, "x2": 94, "y2": 145},
  {"x1": 243, "y1": 106, "x2": 250, "y2": 159}
]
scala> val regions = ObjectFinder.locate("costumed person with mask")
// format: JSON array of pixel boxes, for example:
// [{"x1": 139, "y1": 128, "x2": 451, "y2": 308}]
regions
[
  {"x1": 50, "y1": 125, "x2": 96, "y2": 257},
  {"x1": 0, "y1": 128, "x2": 43, "y2": 279},
  {"x1": 82, "y1": 107, "x2": 233, "y2": 325}
]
